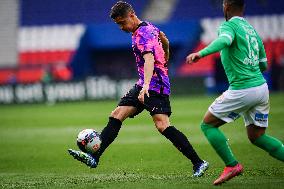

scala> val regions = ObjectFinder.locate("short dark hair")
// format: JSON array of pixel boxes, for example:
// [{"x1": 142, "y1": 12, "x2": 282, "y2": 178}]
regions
[
  {"x1": 110, "y1": 1, "x2": 134, "y2": 19},
  {"x1": 225, "y1": 0, "x2": 245, "y2": 8}
]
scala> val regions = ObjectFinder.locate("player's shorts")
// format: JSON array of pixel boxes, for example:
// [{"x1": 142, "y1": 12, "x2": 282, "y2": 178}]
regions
[
  {"x1": 208, "y1": 83, "x2": 269, "y2": 127},
  {"x1": 118, "y1": 84, "x2": 172, "y2": 118}
]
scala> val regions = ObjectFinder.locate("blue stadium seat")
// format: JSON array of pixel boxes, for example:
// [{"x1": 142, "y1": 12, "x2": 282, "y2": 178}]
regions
[
  {"x1": 20, "y1": 0, "x2": 148, "y2": 26},
  {"x1": 171, "y1": 0, "x2": 284, "y2": 20}
]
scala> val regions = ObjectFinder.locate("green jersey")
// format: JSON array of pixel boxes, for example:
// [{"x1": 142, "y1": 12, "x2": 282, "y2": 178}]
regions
[{"x1": 200, "y1": 16, "x2": 267, "y2": 90}]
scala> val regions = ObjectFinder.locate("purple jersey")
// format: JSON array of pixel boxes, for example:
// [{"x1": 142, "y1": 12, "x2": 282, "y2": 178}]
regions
[{"x1": 132, "y1": 21, "x2": 170, "y2": 95}]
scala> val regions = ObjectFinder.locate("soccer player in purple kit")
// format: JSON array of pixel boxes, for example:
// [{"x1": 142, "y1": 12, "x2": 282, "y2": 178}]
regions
[{"x1": 68, "y1": 1, "x2": 209, "y2": 177}]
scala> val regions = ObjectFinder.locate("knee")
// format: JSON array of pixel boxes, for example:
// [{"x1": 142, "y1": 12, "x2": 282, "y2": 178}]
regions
[
  {"x1": 152, "y1": 114, "x2": 170, "y2": 133},
  {"x1": 247, "y1": 125, "x2": 266, "y2": 143},
  {"x1": 110, "y1": 107, "x2": 125, "y2": 121},
  {"x1": 110, "y1": 108, "x2": 119, "y2": 118},
  {"x1": 154, "y1": 118, "x2": 168, "y2": 133},
  {"x1": 248, "y1": 133, "x2": 265, "y2": 144},
  {"x1": 110, "y1": 106, "x2": 137, "y2": 122},
  {"x1": 248, "y1": 135, "x2": 257, "y2": 143}
]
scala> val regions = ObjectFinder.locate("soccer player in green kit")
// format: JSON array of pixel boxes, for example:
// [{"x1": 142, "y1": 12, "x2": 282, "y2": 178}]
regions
[{"x1": 186, "y1": 0, "x2": 284, "y2": 185}]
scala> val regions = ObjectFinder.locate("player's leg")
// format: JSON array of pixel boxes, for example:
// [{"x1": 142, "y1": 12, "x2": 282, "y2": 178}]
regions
[
  {"x1": 201, "y1": 111, "x2": 238, "y2": 167},
  {"x1": 201, "y1": 91, "x2": 247, "y2": 185},
  {"x1": 201, "y1": 112, "x2": 244, "y2": 185},
  {"x1": 243, "y1": 84, "x2": 284, "y2": 162},
  {"x1": 153, "y1": 114, "x2": 203, "y2": 165},
  {"x1": 247, "y1": 125, "x2": 284, "y2": 162},
  {"x1": 68, "y1": 106, "x2": 137, "y2": 168},
  {"x1": 152, "y1": 113, "x2": 208, "y2": 177},
  {"x1": 95, "y1": 106, "x2": 137, "y2": 159},
  {"x1": 69, "y1": 85, "x2": 142, "y2": 168},
  {"x1": 154, "y1": 114, "x2": 204, "y2": 166},
  {"x1": 143, "y1": 91, "x2": 208, "y2": 176},
  {"x1": 94, "y1": 85, "x2": 144, "y2": 161}
]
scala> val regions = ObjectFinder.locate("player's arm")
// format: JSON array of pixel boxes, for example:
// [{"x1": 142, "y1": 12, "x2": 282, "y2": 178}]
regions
[
  {"x1": 186, "y1": 22, "x2": 234, "y2": 64},
  {"x1": 258, "y1": 40, "x2": 268, "y2": 72},
  {"x1": 186, "y1": 35, "x2": 231, "y2": 64},
  {"x1": 159, "y1": 31, "x2": 169, "y2": 61},
  {"x1": 138, "y1": 53, "x2": 155, "y2": 103}
]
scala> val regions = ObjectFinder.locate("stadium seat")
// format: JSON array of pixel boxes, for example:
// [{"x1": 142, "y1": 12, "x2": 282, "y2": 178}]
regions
[
  {"x1": 16, "y1": 68, "x2": 44, "y2": 84},
  {"x1": 0, "y1": 69, "x2": 16, "y2": 84}
]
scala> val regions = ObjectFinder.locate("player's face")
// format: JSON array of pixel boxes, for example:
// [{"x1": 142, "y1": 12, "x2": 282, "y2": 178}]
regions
[{"x1": 113, "y1": 12, "x2": 136, "y2": 33}]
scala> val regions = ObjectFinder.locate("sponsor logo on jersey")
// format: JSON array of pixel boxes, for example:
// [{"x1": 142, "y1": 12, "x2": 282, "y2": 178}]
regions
[{"x1": 255, "y1": 113, "x2": 268, "y2": 122}]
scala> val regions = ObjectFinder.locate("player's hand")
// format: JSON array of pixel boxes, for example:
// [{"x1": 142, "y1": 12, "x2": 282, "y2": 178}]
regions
[
  {"x1": 138, "y1": 85, "x2": 150, "y2": 104},
  {"x1": 186, "y1": 52, "x2": 201, "y2": 64}
]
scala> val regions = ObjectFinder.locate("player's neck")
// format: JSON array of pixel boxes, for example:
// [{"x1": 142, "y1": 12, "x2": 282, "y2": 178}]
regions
[
  {"x1": 227, "y1": 11, "x2": 243, "y2": 20},
  {"x1": 132, "y1": 17, "x2": 142, "y2": 33}
]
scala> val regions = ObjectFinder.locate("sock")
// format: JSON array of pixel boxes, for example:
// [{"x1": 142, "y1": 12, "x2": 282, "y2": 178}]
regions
[
  {"x1": 201, "y1": 122, "x2": 238, "y2": 166},
  {"x1": 162, "y1": 126, "x2": 203, "y2": 166},
  {"x1": 253, "y1": 134, "x2": 284, "y2": 162},
  {"x1": 93, "y1": 117, "x2": 122, "y2": 161}
]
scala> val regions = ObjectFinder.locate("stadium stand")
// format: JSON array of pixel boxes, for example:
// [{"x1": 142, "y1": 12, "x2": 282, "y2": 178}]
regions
[
  {"x1": 12, "y1": 0, "x2": 149, "y2": 84},
  {"x1": 172, "y1": 0, "x2": 284, "y2": 20},
  {"x1": 178, "y1": 14, "x2": 284, "y2": 76},
  {"x1": 0, "y1": 0, "x2": 283, "y2": 85},
  {"x1": 0, "y1": 69, "x2": 16, "y2": 84},
  {"x1": 20, "y1": 0, "x2": 147, "y2": 25},
  {"x1": 16, "y1": 67, "x2": 45, "y2": 84}
]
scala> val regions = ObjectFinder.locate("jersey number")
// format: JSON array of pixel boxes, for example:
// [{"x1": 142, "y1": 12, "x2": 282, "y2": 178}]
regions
[{"x1": 246, "y1": 34, "x2": 259, "y2": 60}]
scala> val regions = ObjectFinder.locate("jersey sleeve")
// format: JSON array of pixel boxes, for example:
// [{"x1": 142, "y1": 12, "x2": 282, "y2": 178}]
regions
[
  {"x1": 218, "y1": 22, "x2": 235, "y2": 45},
  {"x1": 199, "y1": 36, "x2": 230, "y2": 57},
  {"x1": 198, "y1": 22, "x2": 235, "y2": 57},
  {"x1": 258, "y1": 38, "x2": 268, "y2": 72},
  {"x1": 136, "y1": 28, "x2": 156, "y2": 56}
]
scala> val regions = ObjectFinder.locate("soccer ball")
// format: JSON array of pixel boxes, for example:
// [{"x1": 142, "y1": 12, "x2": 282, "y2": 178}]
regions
[{"x1": 77, "y1": 129, "x2": 101, "y2": 154}]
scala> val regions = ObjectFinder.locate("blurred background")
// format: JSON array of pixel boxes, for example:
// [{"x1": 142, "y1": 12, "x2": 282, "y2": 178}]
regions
[{"x1": 0, "y1": 0, "x2": 284, "y2": 104}]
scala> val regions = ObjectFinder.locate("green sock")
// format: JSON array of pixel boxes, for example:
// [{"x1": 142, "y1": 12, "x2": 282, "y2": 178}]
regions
[
  {"x1": 201, "y1": 122, "x2": 238, "y2": 166},
  {"x1": 253, "y1": 134, "x2": 284, "y2": 162}
]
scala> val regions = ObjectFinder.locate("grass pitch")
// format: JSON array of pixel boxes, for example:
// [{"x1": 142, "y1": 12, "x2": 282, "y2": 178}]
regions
[{"x1": 0, "y1": 93, "x2": 283, "y2": 189}]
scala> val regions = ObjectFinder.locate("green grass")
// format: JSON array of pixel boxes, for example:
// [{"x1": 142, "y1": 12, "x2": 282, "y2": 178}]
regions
[{"x1": 0, "y1": 93, "x2": 283, "y2": 189}]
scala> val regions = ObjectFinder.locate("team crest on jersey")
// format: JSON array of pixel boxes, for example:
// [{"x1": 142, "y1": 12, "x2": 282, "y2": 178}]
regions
[{"x1": 255, "y1": 113, "x2": 268, "y2": 122}]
